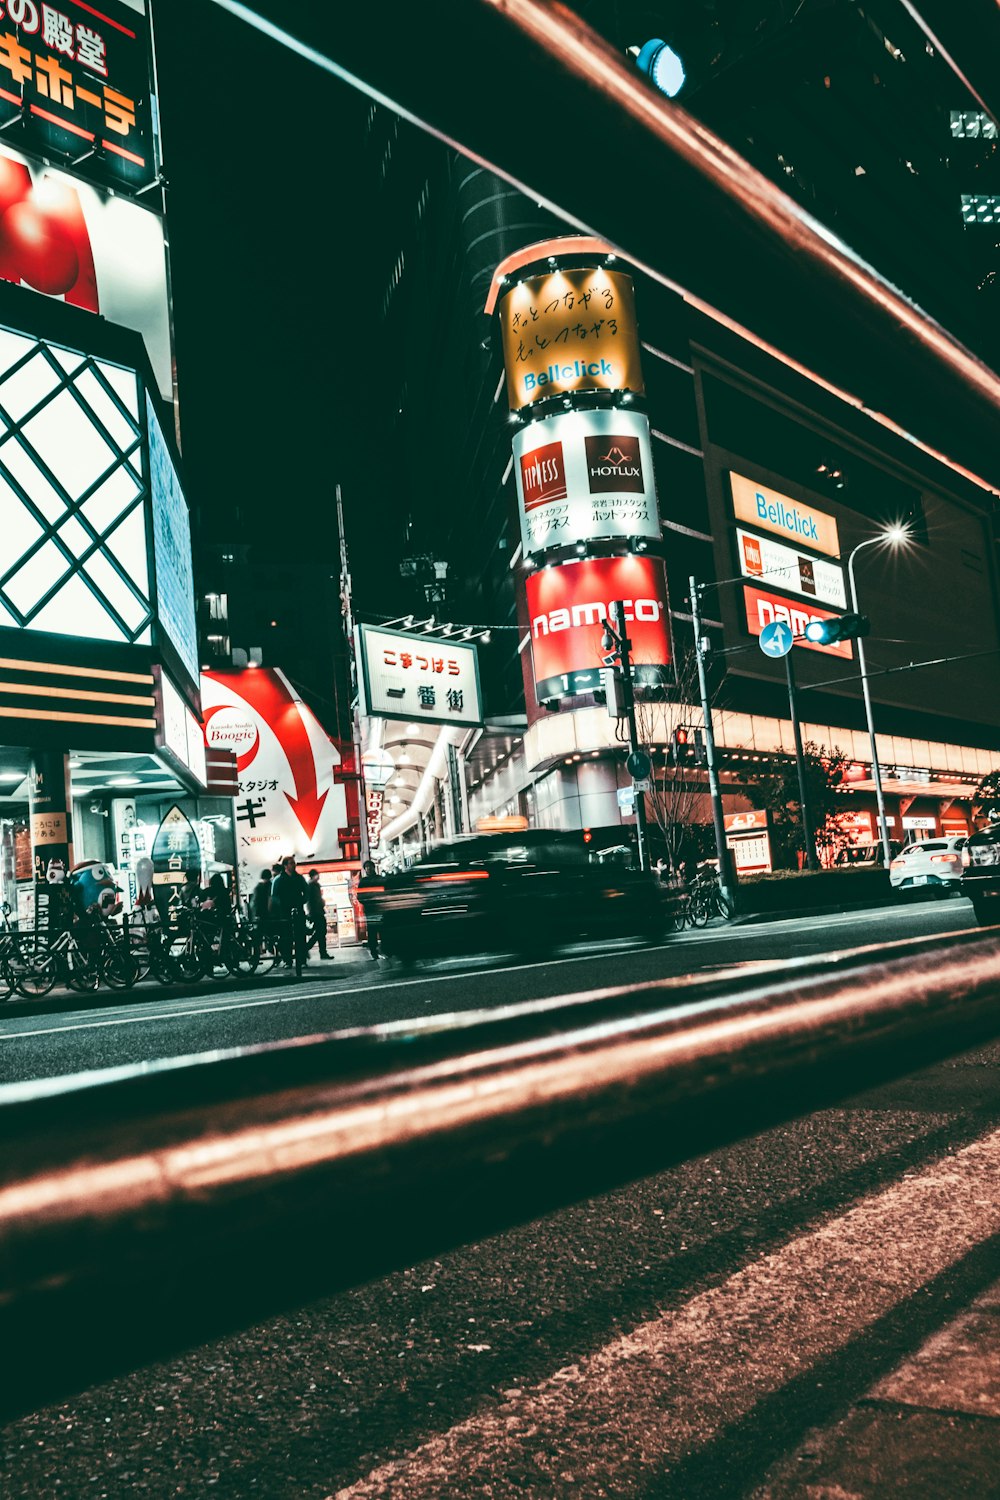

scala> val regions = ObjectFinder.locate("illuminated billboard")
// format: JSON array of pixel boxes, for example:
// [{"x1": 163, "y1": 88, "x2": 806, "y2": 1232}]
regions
[
  {"x1": 498, "y1": 266, "x2": 644, "y2": 410},
  {"x1": 526, "y1": 554, "x2": 671, "y2": 701},
  {"x1": 0, "y1": 0, "x2": 156, "y2": 196},
  {"x1": 357, "y1": 625, "x2": 483, "y2": 729},
  {"x1": 730, "y1": 472, "x2": 840, "y2": 558},
  {"x1": 743, "y1": 584, "x2": 854, "y2": 659},
  {"x1": 513, "y1": 408, "x2": 660, "y2": 554},
  {"x1": 0, "y1": 142, "x2": 170, "y2": 398},
  {"x1": 147, "y1": 392, "x2": 197, "y2": 688},
  {"x1": 735, "y1": 527, "x2": 846, "y2": 609}
]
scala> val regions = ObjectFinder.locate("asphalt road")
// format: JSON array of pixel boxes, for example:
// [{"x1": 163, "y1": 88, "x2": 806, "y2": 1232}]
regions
[
  {"x1": 3, "y1": 896, "x2": 999, "y2": 1499},
  {"x1": 0, "y1": 896, "x2": 980, "y2": 1085}
]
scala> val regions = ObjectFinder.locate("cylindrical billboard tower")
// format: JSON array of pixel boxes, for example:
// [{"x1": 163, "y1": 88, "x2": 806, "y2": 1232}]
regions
[{"x1": 491, "y1": 239, "x2": 671, "y2": 718}]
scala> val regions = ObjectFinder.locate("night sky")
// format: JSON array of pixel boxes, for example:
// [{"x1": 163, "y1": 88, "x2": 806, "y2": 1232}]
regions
[{"x1": 151, "y1": 3, "x2": 367, "y2": 560}]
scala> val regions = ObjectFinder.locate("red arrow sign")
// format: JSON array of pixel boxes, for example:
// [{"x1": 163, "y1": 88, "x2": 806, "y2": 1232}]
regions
[{"x1": 225, "y1": 670, "x2": 329, "y2": 842}]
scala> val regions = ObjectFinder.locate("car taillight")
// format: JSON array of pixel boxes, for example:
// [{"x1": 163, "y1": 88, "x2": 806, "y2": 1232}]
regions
[
  {"x1": 416, "y1": 870, "x2": 490, "y2": 884},
  {"x1": 962, "y1": 847, "x2": 971, "y2": 867},
  {"x1": 929, "y1": 854, "x2": 957, "y2": 864},
  {"x1": 890, "y1": 859, "x2": 904, "y2": 871}
]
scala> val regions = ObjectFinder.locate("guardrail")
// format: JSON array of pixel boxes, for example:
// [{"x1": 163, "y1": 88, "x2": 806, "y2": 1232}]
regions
[{"x1": 3, "y1": 928, "x2": 1000, "y2": 1422}]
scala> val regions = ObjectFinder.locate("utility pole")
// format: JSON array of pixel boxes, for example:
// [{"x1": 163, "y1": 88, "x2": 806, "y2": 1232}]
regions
[
  {"x1": 601, "y1": 601, "x2": 650, "y2": 872},
  {"x1": 784, "y1": 649, "x2": 819, "y2": 871},
  {"x1": 689, "y1": 576, "x2": 736, "y2": 912}
]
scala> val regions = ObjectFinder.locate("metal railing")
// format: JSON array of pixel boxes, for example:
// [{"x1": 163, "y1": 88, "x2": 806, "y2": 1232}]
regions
[{"x1": 3, "y1": 928, "x2": 1000, "y2": 1421}]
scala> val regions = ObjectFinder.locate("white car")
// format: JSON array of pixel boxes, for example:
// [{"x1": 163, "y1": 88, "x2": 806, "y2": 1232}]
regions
[{"x1": 889, "y1": 836, "x2": 967, "y2": 895}]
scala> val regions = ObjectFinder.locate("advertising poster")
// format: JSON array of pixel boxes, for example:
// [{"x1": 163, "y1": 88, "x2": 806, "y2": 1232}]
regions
[
  {"x1": 735, "y1": 527, "x2": 846, "y2": 610},
  {"x1": 526, "y1": 553, "x2": 671, "y2": 701},
  {"x1": 499, "y1": 265, "x2": 644, "y2": 410},
  {"x1": 730, "y1": 472, "x2": 840, "y2": 558},
  {"x1": 147, "y1": 393, "x2": 198, "y2": 685},
  {"x1": 0, "y1": 0, "x2": 156, "y2": 195},
  {"x1": 743, "y1": 583, "x2": 854, "y2": 659},
  {"x1": 201, "y1": 668, "x2": 349, "y2": 894},
  {"x1": 357, "y1": 625, "x2": 483, "y2": 729},
  {"x1": 514, "y1": 408, "x2": 660, "y2": 555},
  {"x1": 0, "y1": 141, "x2": 170, "y2": 397}
]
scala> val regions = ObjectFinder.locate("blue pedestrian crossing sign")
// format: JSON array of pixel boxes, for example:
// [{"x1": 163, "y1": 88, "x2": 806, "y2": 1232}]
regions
[{"x1": 758, "y1": 620, "x2": 794, "y2": 658}]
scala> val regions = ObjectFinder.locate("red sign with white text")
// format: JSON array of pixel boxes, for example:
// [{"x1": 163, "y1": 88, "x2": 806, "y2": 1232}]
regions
[
  {"x1": 724, "y1": 809, "x2": 768, "y2": 833},
  {"x1": 743, "y1": 584, "x2": 853, "y2": 659},
  {"x1": 525, "y1": 553, "x2": 671, "y2": 700}
]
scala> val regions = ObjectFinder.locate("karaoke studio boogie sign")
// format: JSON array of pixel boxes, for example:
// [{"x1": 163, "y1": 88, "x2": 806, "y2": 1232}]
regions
[
  {"x1": 513, "y1": 409, "x2": 659, "y2": 555},
  {"x1": 526, "y1": 553, "x2": 671, "y2": 701}
]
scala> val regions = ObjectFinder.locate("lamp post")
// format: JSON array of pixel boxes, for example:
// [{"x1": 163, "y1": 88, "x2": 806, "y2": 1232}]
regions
[{"x1": 846, "y1": 528, "x2": 908, "y2": 867}]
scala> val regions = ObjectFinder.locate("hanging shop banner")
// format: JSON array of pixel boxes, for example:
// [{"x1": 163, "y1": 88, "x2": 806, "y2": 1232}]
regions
[
  {"x1": 743, "y1": 584, "x2": 854, "y2": 659},
  {"x1": 730, "y1": 473, "x2": 840, "y2": 559},
  {"x1": 735, "y1": 527, "x2": 847, "y2": 610},
  {"x1": 0, "y1": 142, "x2": 170, "y2": 398},
  {"x1": 0, "y1": 0, "x2": 156, "y2": 196},
  {"x1": 498, "y1": 265, "x2": 644, "y2": 411},
  {"x1": 514, "y1": 408, "x2": 660, "y2": 555},
  {"x1": 357, "y1": 624, "x2": 483, "y2": 729},
  {"x1": 526, "y1": 553, "x2": 671, "y2": 701},
  {"x1": 201, "y1": 668, "x2": 350, "y2": 894}
]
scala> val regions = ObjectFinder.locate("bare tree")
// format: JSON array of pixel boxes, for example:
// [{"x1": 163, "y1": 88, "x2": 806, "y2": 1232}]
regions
[{"x1": 633, "y1": 650, "x2": 712, "y2": 876}]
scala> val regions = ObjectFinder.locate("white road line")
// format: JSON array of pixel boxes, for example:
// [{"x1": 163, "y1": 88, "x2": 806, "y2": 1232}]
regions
[
  {"x1": 0, "y1": 909, "x2": 967, "y2": 1044},
  {"x1": 334, "y1": 1126, "x2": 1000, "y2": 1500}
]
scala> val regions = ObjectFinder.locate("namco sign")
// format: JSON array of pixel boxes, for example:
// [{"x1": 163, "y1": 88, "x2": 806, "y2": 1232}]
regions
[
  {"x1": 743, "y1": 584, "x2": 854, "y2": 659},
  {"x1": 525, "y1": 554, "x2": 671, "y2": 701}
]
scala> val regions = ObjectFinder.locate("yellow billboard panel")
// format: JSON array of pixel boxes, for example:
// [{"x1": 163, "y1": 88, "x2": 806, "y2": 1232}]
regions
[
  {"x1": 730, "y1": 472, "x2": 840, "y2": 558},
  {"x1": 499, "y1": 266, "x2": 644, "y2": 411}
]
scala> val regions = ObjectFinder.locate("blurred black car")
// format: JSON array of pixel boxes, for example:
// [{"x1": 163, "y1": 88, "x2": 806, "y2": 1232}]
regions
[
  {"x1": 372, "y1": 831, "x2": 668, "y2": 961},
  {"x1": 961, "y1": 823, "x2": 1000, "y2": 925}
]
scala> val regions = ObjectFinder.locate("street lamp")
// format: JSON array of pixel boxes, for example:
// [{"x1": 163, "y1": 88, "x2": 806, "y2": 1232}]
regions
[{"x1": 847, "y1": 525, "x2": 911, "y2": 866}]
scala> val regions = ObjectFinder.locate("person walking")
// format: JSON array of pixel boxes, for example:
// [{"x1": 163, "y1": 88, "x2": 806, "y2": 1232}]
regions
[
  {"x1": 271, "y1": 855, "x2": 310, "y2": 976},
  {"x1": 252, "y1": 868, "x2": 272, "y2": 922},
  {"x1": 359, "y1": 858, "x2": 381, "y2": 961},
  {"x1": 306, "y1": 869, "x2": 330, "y2": 959}
]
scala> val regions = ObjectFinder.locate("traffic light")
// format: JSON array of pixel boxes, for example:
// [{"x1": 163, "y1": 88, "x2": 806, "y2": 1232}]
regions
[
  {"x1": 802, "y1": 612, "x2": 870, "y2": 646},
  {"x1": 671, "y1": 726, "x2": 694, "y2": 765}
]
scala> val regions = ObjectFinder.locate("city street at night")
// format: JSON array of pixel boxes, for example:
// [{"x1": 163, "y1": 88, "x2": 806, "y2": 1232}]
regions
[{"x1": 4, "y1": 0, "x2": 1000, "y2": 1495}]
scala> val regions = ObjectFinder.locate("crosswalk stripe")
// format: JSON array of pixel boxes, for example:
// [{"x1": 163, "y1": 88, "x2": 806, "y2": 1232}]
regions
[{"x1": 333, "y1": 1126, "x2": 1000, "y2": 1499}]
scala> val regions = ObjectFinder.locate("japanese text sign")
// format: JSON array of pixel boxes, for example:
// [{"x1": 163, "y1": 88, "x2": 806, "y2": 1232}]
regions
[
  {"x1": 357, "y1": 625, "x2": 483, "y2": 729},
  {"x1": 743, "y1": 584, "x2": 854, "y2": 659},
  {"x1": 499, "y1": 266, "x2": 644, "y2": 411},
  {"x1": 735, "y1": 527, "x2": 846, "y2": 609},
  {"x1": 526, "y1": 553, "x2": 671, "y2": 702},
  {"x1": 514, "y1": 408, "x2": 660, "y2": 555},
  {"x1": 724, "y1": 809, "x2": 768, "y2": 833},
  {"x1": 730, "y1": 472, "x2": 840, "y2": 558},
  {"x1": 0, "y1": 0, "x2": 156, "y2": 197}
]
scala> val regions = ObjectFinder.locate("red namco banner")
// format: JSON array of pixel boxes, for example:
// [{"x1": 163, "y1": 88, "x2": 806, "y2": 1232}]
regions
[
  {"x1": 525, "y1": 553, "x2": 671, "y2": 701},
  {"x1": 743, "y1": 584, "x2": 854, "y2": 659}
]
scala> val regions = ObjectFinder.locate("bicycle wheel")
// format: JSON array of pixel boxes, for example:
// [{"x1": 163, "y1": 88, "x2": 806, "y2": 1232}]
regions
[
  {"x1": 714, "y1": 888, "x2": 734, "y2": 921},
  {"x1": 688, "y1": 891, "x2": 711, "y2": 928},
  {"x1": 166, "y1": 935, "x2": 205, "y2": 983},
  {"x1": 0, "y1": 953, "x2": 16, "y2": 1000},
  {"x1": 67, "y1": 953, "x2": 100, "y2": 991},
  {"x1": 103, "y1": 945, "x2": 139, "y2": 989},
  {"x1": 16, "y1": 952, "x2": 57, "y2": 998},
  {"x1": 224, "y1": 927, "x2": 260, "y2": 977}
]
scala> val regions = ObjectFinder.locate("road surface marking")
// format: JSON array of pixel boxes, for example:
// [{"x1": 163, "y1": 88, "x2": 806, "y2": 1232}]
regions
[
  {"x1": 0, "y1": 908, "x2": 970, "y2": 1044},
  {"x1": 334, "y1": 1126, "x2": 1000, "y2": 1499}
]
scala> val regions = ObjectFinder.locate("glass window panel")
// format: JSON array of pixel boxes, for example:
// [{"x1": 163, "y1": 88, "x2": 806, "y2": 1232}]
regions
[
  {"x1": 29, "y1": 571, "x2": 126, "y2": 643},
  {"x1": 0, "y1": 436, "x2": 67, "y2": 524},
  {"x1": 80, "y1": 464, "x2": 142, "y2": 535},
  {"x1": 5, "y1": 538, "x2": 70, "y2": 613},
  {"x1": 57, "y1": 513, "x2": 93, "y2": 559},
  {"x1": 48, "y1": 345, "x2": 87, "y2": 377},
  {"x1": 96, "y1": 361, "x2": 139, "y2": 420},
  {"x1": 84, "y1": 551, "x2": 147, "y2": 630},
  {"x1": 0, "y1": 353, "x2": 60, "y2": 423},
  {"x1": 74, "y1": 367, "x2": 138, "y2": 451},
  {"x1": 0, "y1": 330, "x2": 36, "y2": 380},
  {"x1": 103, "y1": 503, "x2": 149, "y2": 597},
  {"x1": 22, "y1": 389, "x2": 114, "y2": 500},
  {"x1": 0, "y1": 593, "x2": 17, "y2": 626},
  {"x1": 136, "y1": 622, "x2": 151, "y2": 645},
  {"x1": 0, "y1": 481, "x2": 43, "y2": 571}
]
